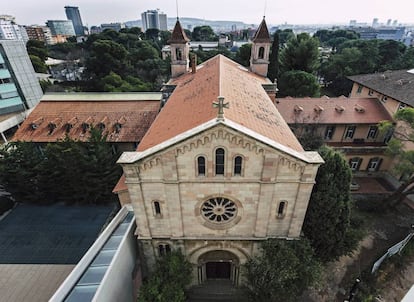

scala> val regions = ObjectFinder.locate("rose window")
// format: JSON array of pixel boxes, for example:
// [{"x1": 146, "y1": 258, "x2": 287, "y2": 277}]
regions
[{"x1": 201, "y1": 197, "x2": 237, "y2": 223}]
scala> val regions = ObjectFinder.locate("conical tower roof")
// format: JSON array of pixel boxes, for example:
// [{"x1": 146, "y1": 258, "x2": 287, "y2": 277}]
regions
[
  {"x1": 252, "y1": 18, "x2": 271, "y2": 43},
  {"x1": 168, "y1": 19, "x2": 190, "y2": 43}
]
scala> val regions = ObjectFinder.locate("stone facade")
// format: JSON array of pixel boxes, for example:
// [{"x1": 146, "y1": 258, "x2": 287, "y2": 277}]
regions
[{"x1": 120, "y1": 124, "x2": 321, "y2": 285}]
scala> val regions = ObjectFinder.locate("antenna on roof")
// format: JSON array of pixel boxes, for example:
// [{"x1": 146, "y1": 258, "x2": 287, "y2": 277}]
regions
[
  {"x1": 264, "y1": 0, "x2": 267, "y2": 18},
  {"x1": 176, "y1": 0, "x2": 179, "y2": 20}
]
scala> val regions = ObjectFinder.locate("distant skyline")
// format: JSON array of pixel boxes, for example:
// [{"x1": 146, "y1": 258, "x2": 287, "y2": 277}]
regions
[{"x1": 4, "y1": 0, "x2": 413, "y2": 27}]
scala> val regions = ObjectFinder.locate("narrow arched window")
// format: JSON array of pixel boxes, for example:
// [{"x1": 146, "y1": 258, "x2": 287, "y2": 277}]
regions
[
  {"x1": 277, "y1": 201, "x2": 286, "y2": 218},
  {"x1": 153, "y1": 201, "x2": 161, "y2": 216},
  {"x1": 215, "y1": 148, "x2": 225, "y2": 175},
  {"x1": 258, "y1": 46, "x2": 265, "y2": 59},
  {"x1": 197, "y1": 156, "x2": 206, "y2": 176},
  {"x1": 176, "y1": 48, "x2": 182, "y2": 60},
  {"x1": 234, "y1": 156, "x2": 242, "y2": 176}
]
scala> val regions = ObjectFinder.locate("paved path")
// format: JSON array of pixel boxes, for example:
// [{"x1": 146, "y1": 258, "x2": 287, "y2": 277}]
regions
[{"x1": 0, "y1": 264, "x2": 75, "y2": 302}]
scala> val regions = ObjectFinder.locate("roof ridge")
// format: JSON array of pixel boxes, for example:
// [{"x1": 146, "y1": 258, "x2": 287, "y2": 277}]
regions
[
  {"x1": 252, "y1": 18, "x2": 271, "y2": 43},
  {"x1": 168, "y1": 19, "x2": 190, "y2": 43}
]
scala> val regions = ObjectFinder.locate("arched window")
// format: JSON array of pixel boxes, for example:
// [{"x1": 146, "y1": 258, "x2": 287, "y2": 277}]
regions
[
  {"x1": 215, "y1": 148, "x2": 225, "y2": 175},
  {"x1": 158, "y1": 243, "x2": 171, "y2": 256},
  {"x1": 258, "y1": 46, "x2": 265, "y2": 59},
  {"x1": 234, "y1": 156, "x2": 243, "y2": 176},
  {"x1": 176, "y1": 48, "x2": 183, "y2": 60},
  {"x1": 197, "y1": 156, "x2": 206, "y2": 176},
  {"x1": 153, "y1": 201, "x2": 161, "y2": 216},
  {"x1": 277, "y1": 201, "x2": 287, "y2": 218}
]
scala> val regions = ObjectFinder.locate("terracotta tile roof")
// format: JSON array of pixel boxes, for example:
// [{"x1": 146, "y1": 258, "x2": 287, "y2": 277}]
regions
[
  {"x1": 168, "y1": 19, "x2": 190, "y2": 43},
  {"x1": 113, "y1": 174, "x2": 127, "y2": 193},
  {"x1": 12, "y1": 93, "x2": 161, "y2": 143},
  {"x1": 348, "y1": 70, "x2": 414, "y2": 106},
  {"x1": 276, "y1": 97, "x2": 393, "y2": 125},
  {"x1": 138, "y1": 55, "x2": 303, "y2": 152},
  {"x1": 252, "y1": 18, "x2": 271, "y2": 43}
]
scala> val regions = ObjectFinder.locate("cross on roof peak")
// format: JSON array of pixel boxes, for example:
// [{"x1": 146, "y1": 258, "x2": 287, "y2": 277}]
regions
[{"x1": 212, "y1": 96, "x2": 229, "y2": 120}]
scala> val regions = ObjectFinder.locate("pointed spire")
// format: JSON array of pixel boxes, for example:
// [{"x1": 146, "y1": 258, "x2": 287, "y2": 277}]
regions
[
  {"x1": 252, "y1": 17, "x2": 271, "y2": 43},
  {"x1": 168, "y1": 19, "x2": 190, "y2": 44}
]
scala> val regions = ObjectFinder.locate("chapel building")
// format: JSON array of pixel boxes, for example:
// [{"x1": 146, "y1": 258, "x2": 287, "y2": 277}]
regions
[{"x1": 116, "y1": 18, "x2": 324, "y2": 286}]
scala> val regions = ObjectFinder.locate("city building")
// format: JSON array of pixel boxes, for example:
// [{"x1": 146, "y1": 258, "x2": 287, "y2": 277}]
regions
[
  {"x1": 351, "y1": 26, "x2": 406, "y2": 42},
  {"x1": 46, "y1": 20, "x2": 75, "y2": 37},
  {"x1": 0, "y1": 16, "x2": 27, "y2": 42},
  {"x1": 0, "y1": 39, "x2": 43, "y2": 142},
  {"x1": 12, "y1": 93, "x2": 162, "y2": 152},
  {"x1": 100, "y1": 23, "x2": 125, "y2": 32},
  {"x1": 141, "y1": 9, "x2": 167, "y2": 32},
  {"x1": 275, "y1": 97, "x2": 394, "y2": 175},
  {"x1": 115, "y1": 18, "x2": 323, "y2": 286},
  {"x1": 24, "y1": 25, "x2": 53, "y2": 44},
  {"x1": 65, "y1": 6, "x2": 85, "y2": 36}
]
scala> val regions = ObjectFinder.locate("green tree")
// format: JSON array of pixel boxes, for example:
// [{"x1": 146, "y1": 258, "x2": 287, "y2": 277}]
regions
[
  {"x1": 234, "y1": 43, "x2": 251, "y2": 67},
  {"x1": 26, "y1": 40, "x2": 48, "y2": 61},
  {"x1": 277, "y1": 29, "x2": 295, "y2": 45},
  {"x1": 379, "y1": 108, "x2": 414, "y2": 207},
  {"x1": 377, "y1": 40, "x2": 406, "y2": 70},
  {"x1": 138, "y1": 250, "x2": 192, "y2": 302},
  {"x1": 29, "y1": 55, "x2": 48, "y2": 73},
  {"x1": 280, "y1": 33, "x2": 320, "y2": 74},
  {"x1": 267, "y1": 31, "x2": 279, "y2": 81},
  {"x1": 191, "y1": 26, "x2": 217, "y2": 41},
  {"x1": 101, "y1": 72, "x2": 151, "y2": 92},
  {"x1": 302, "y1": 146, "x2": 359, "y2": 262},
  {"x1": 278, "y1": 70, "x2": 320, "y2": 97},
  {"x1": 244, "y1": 238, "x2": 321, "y2": 302}
]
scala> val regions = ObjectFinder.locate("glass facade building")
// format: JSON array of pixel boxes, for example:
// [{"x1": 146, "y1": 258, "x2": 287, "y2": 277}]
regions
[{"x1": 65, "y1": 6, "x2": 84, "y2": 36}]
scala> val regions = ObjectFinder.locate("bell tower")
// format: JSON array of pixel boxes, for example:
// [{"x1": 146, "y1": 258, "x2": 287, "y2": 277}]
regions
[
  {"x1": 169, "y1": 19, "x2": 190, "y2": 78},
  {"x1": 250, "y1": 17, "x2": 271, "y2": 77}
]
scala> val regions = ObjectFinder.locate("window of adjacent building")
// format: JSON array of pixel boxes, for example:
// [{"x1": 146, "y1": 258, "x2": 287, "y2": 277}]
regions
[
  {"x1": 367, "y1": 157, "x2": 382, "y2": 172},
  {"x1": 368, "y1": 89, "x2": 374, "y2": 96},
  {"x1": 345, "y1": 126, "x2": 356, "y2": 139},
  {"x1": 367, "y1": 126, "x2": 378, "y2": 139},
  {"x1": 349, "y1": 157, "x2": 362, "y2": 171},
  {"x1": 233, "y1": 156, "x2": 242, "y2": 176},
  {"x1": 381, "y1": 95, "x2": 388, "y2": 103},
  {"x1": 215, "y1": 148, "x2": 225, "y2": 175},
  {"x1": 324, "y1": 125, "x2": 335, "y2": 140},
  {"x1": 258, "y1": 47, "x2": 265, "y2": 59},
  {"x1": 197, "y1": 156, "x2": 206, "y2": 176},
  {"x1": 153, "y1": 201, "x2": 161, "y2": 216},
  {"x1": 277, "y1": 201, "x2": 287, "y2": 218},
  {"x1": 357, "y1": 85, "x2": 363, "y2": 93},
  {"x1": 398, "y1": 103, "x2": 407, "y2": 111},
  {"x1": 158, "y1": 244, "x2": 171, "y2": 256}
]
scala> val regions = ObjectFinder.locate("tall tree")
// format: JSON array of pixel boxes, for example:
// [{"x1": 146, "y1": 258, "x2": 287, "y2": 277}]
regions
[
  {"x1": 302, "y1": 146, "x2": 359, "y2": 262},
  {"x1": 267, "y1": 31, "x2": 279, "y2": 82},
  {"x1": 234, "y1": 43, "x2": 252, "y2": 67},
  {"x1": 191, "y1": 26, "x2": 217, "y2": 41},
  {"x1": 278, "y1": 70, "x2": 320, "y2": 98},
  {"x1": 244, "y1": 238, "x2": 321, "y2": 302},
  {"x1": 279, "y1": 33, "x2": 320, "y2": 74}
]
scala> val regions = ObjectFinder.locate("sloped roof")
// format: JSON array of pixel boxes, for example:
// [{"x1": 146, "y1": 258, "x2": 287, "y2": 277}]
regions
[
  {"x1": 276, "y1": 97, "x2": 393, "y2": 124},
  {"x1": 168, "y1": 19, "x2": 190, "y2": 43},
  {"x1": 348, "y1": 70, "x2": 414, "y2": 106},
  {"x1": 137, "y1": 54, "x2": 303, "y2": 153},
  {"x1": 12, "y1": 93, "x2": 161, "y2": 143},
  {"x1": 252, "y1": 18, "x2": 271, "y2": 43}
]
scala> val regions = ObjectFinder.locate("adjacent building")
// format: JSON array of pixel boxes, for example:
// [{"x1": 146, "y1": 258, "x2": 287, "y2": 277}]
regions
[
  {"x1": 12, "y1": 92, "x2": 162, "y2": 152},
  {"x1": 0, "y1": 16, "x2": 28, "y2": 42},
  {"x1": 276, "y1": 97, "x2": 394, "y2": 175},
  {"x1": 65, "y1": 6, "x2": 85, "y2": 36},
  {"x1": 24, "y1": 25, "x2": 53, "y2": 44}
]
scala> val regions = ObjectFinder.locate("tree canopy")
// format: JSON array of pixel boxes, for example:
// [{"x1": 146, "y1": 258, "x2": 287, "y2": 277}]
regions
[
  {"x1": 302, "y1": 146, "x2": 360, "y2": 262},
  {"x1": 244, "y1": 238, "x2": 321, "y2": 302},
  {"x1": 191, "y1": 26, "x2": 218, "y2": 41},
  {"x1": 137, "y1": 250, "x2": 192, "y2": 302},
  {"x1": 278, "y1": 70, "x2": 320, "y2": 98},
  {"x1": 0, "y1": 129, "x2": 122, "y2": 204}
]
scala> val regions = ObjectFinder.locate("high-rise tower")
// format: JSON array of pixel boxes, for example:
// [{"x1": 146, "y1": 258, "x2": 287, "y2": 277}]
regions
[{"x1": 65, "y1": 6, "x2": 84, "y2": 36}]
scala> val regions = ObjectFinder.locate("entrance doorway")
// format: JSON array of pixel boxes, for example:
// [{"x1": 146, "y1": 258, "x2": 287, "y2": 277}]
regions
[{"x1": 206, "y1": 261, "x2": 231, "y2": 279}]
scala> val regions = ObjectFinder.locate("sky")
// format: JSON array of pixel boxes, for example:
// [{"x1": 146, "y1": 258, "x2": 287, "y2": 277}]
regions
[{"x1": 4, "y1": 0, "x2": 414, "y2": 27}]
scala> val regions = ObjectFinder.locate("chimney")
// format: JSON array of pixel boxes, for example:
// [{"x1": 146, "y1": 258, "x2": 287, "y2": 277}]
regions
[{"x1": 191, "y1": 54, "x2": 197, "y2": 74}]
